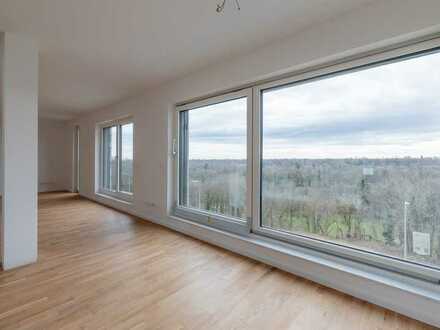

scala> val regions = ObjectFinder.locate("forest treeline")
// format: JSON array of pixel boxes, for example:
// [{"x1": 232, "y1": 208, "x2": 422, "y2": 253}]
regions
[{"x1": 185, "y1": 158, "x2": 440, "y2": 267}]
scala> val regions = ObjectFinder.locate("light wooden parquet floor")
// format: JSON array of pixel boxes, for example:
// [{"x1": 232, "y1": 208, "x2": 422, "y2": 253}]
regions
[{"x1": 0, "y1": 192, "x2": 435, "y2": 329}]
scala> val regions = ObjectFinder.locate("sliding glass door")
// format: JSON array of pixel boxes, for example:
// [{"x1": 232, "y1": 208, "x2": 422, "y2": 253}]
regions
[{"x1": 175, "y1": 90, "x2": 252, "y2": 234}]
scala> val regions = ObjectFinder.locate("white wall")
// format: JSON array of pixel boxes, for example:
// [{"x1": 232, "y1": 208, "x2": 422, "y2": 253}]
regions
[
  {"x1": 68, "y1": 0, "x2": 440, "y2": 326},
  {"x1": 0, "y1": 32, "x2": 3, "y2": 262},
  {"x1": 1, "y1": 32, "x2": 38, "y2": 270},
  {"x1": 38, "y1": 118, "x2": 71, "y2": 192}
]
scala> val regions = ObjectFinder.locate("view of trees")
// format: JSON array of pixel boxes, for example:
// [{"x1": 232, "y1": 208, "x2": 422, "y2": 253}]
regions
[
  {"x1": 103, "y1": 157, "x2": 133, "y2": 193},
  {"x1": 120, "y1": 159, "x2": 133, "y2": 193},
  {"x1": 185, "y1": 158, "x2": 440, "y2": 268},
  {"x1": 187, "y1": 159, "x2": 247, "y2": 219},
  {"x1": 180, "y1": 48, "x2": 440, "y2": 272},
  {"x1": 102, "y1": 122, "x2": 133, "y2": 194}
]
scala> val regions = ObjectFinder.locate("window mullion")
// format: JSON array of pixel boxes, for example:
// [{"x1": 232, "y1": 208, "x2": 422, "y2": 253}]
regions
[
  {"x1": 251, "y1": 87, "x2": 262, "y2": 234},
  {"x1": 179, "y1": 111, "x2": 189, "y2": 206},
  {"x1": 246, "y1": 88, "x2": 254, "y2": 231}
]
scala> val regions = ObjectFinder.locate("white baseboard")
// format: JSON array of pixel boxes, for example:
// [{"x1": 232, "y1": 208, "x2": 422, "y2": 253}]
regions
[{"x1": 38, "y1": 183, "x2": 68, "y2": 193}]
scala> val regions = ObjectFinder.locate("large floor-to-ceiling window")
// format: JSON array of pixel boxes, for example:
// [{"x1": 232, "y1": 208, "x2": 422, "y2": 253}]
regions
[
  {"x1": 175, "y1": 91, "x2": 252, "y2": 234},
  {"x1": 257, "y1": 50, "x2": 440, "y2": 275},
  {"x1": 99, "y1": 118, "x2": 134, "y2": 200},
  {"x1": 174, "y1": 42, "x2": 440, "y2": 283}
]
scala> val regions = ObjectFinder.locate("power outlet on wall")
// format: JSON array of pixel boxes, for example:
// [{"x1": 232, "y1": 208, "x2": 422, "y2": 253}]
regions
[{"x1": 145, "y1": 201, "x2": 156, "y2": 208}]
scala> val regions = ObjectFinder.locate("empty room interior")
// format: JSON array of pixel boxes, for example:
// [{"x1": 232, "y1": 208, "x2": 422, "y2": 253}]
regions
[{"x1": 1, "y1": 0, "x2": 440, "y2": 329}]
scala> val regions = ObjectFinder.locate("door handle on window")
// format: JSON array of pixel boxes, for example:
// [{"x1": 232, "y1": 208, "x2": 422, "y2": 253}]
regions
[{"x1": 172, "y1": 138, "x2": 177, "y2": 157}]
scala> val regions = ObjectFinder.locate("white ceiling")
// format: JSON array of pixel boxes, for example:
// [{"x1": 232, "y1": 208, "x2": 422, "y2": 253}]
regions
[{"x1": 0, "y1": 0, "x2": 375, "y2": 119}]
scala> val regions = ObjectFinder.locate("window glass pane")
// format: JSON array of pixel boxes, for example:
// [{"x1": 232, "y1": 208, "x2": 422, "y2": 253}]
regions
[
  {"x1": 120, "y1": 123, "x2": 134, "y2": 193},
  {"x1": 180, "y1": 97, "x2": 247, "y2": 219},
  {"x1": 261, "y1": 51, "x2": 440, "y2": 268},
  {"x1": 102, "y1": 126, "x2": 118, "y2": 191}
]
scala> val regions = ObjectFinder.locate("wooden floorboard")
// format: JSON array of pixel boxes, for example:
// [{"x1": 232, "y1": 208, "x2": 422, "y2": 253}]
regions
[{"x1": 0, "y1": 192, "x2": 435, "y2": 329}]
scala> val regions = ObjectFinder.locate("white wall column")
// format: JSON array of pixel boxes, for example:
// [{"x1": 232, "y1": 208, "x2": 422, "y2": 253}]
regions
[{"x1": 0, "y1": 32, "x2": 39, "y2": 270}]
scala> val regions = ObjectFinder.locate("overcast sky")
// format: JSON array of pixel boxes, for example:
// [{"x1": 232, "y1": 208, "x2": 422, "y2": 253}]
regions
[
  {"x1": 188, "y1": 50, "x2": 440, "y2": 159},
  {"x1": 121, "y1": 123, "x2": 133, "y2": 160},
  {"x1": 107, "y1": 123, "x2": 133, "y2": 160}
]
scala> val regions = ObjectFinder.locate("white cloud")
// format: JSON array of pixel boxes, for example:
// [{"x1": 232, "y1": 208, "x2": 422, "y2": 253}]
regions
[{"x1": 187, "y1": 50, "x2": 440, "y2": 159}]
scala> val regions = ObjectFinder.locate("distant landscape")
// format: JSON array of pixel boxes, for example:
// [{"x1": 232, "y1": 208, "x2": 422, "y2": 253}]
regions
[
  {"x1": 185, "y1": 158, "x2": 440, "y2": 268},
  {"x1": 104, "y1": 158, "x2": 133, "y2": 193}
]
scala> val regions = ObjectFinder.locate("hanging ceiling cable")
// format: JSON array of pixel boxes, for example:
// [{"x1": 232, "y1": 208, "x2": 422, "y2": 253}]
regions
[{"x1": 216, "y1": 0, "x2": 241, "y2": 13}]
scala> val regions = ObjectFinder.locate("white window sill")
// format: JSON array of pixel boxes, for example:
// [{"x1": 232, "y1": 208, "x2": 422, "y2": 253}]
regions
[
  {"x1": 169, "y1": 214, "x2": 440, "y2": 296},
  {"x1": 174, "y1": 206, "x2": 249, "y2": 236},
  {"x1": 161, "y1": 214, "x2": 440, "y2": 327},
  {"x1": 95, "y1": 192, "x2": 133, "y2": 205}
]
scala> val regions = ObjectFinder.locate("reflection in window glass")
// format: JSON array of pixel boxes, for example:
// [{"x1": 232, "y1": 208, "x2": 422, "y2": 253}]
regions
[
  {"x1": 120, "y1": 123, "x2": 134, "y2": 193},
  {"x1": 102, "y1": 126, "x2": 117, "y2": 191},
  {"x1": 180, "y1": 98, "x2": 247, "y2": 219},
  {"x1": 262, "y1": 51, "x2": 440, "y2": 268}
]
